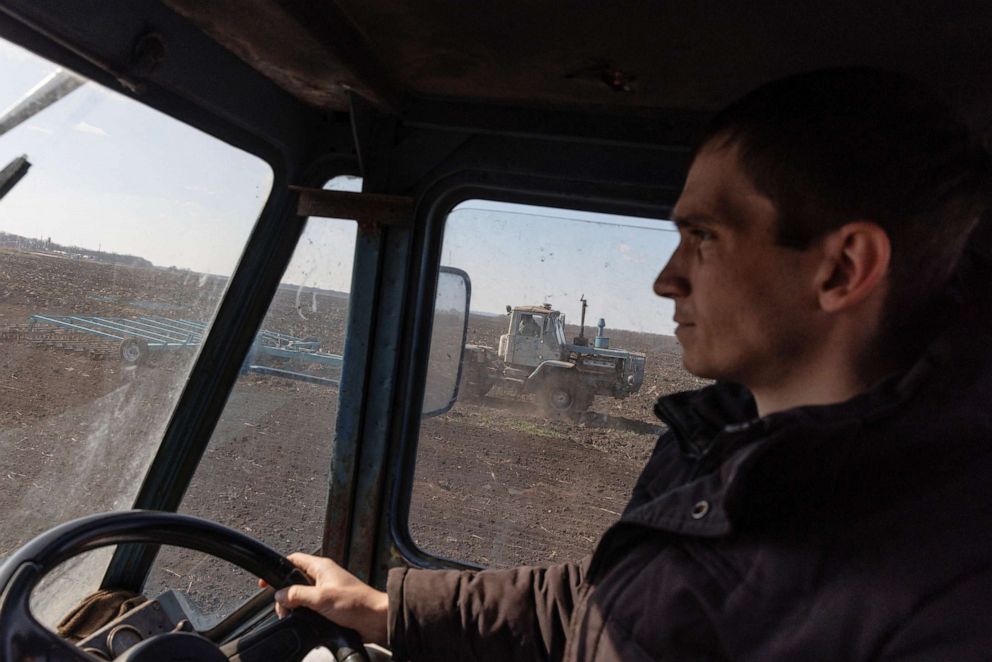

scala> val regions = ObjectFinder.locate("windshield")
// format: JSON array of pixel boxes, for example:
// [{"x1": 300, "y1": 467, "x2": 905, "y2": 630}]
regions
[{"x1": 0, "y1": 37, "x2": 272, "y2": 615}]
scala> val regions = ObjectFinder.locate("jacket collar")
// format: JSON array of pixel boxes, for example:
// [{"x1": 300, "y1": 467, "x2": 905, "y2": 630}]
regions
[
  {"x1": 653, "y1": 382, "x2": 756, "y2": 458},
  {"x1": 626, "y1": 292, "x2": 992, "y2": 536}
]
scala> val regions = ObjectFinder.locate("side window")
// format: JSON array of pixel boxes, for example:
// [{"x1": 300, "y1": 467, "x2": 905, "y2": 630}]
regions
[
  {"x1": 410, "y1": 200, "x2": 709, "y2": 567},
  {"x1": 143, "y1": 176, "x2": 360, "y2": 625}
]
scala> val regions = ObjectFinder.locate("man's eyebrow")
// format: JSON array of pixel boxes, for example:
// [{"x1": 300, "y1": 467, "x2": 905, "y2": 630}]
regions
[
  {"x1": 672, "y1": 212, "x2": 725, "y2": 226},
  {"x1": 673, "y1": 198, "x2": 747, "y2": 228}
]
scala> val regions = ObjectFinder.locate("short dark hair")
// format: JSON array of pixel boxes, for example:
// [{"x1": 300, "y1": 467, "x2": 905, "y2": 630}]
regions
[{"x1": 699, "y1": 68, "x2": 991, "y2": 345}]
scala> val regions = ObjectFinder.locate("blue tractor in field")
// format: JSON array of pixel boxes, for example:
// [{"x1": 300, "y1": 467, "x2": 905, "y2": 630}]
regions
[{"x1": 462, "y1": 301, "x2": 646, "y2": 417}]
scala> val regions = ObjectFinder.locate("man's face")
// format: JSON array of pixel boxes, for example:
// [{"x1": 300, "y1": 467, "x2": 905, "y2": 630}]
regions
[{"x1": 654, "y1": 144, "x2": 824, "y2": 387}]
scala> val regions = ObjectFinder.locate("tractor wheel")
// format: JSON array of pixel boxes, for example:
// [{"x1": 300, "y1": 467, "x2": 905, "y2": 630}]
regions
[
  {"x1": 119, "y1": 337, "x2": 149, "y2": 365},
  {"x1": 538, "y1": 374, "x2": 589, "y2": 419},
  {"x1": 574, "y1": 388, "x2": 594, "y2": 412}
]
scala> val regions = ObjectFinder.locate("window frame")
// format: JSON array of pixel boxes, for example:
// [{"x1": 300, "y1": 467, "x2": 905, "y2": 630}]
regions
[{"x1": 386, "y1": 171, "x2": 678, "y2": 573}]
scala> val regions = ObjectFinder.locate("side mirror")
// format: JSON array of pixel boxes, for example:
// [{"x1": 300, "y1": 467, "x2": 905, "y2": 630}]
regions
[
  {"x1": 505, "y1": 305, "x2": 512, "y2": 314},
  {"x1": 422, "y1": 266, "x2": 471, "y2": 417}
]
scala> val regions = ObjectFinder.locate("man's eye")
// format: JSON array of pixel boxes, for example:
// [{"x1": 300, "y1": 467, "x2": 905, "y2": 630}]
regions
[{"x1": 689, "y1": 228, "x2": 714, "y2": 241}]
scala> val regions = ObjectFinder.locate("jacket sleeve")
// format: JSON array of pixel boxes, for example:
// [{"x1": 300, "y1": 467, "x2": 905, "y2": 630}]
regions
[{"x1": 386, "y1": 557, "x2": 589, "y2": 662}]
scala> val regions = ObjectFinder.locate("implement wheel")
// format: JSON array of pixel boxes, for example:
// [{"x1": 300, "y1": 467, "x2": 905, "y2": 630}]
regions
[
  {"x1": 460, "y1": 363, "x2": 494, "y2": 401},
  {"x1": 119, "y1": 337, "x2": 149, "y2": 365}
]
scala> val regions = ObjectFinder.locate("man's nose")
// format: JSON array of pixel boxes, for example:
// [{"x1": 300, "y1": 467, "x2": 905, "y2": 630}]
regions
[{"x1": 653, "y1": 254, "x2": 689, "y2": 299}]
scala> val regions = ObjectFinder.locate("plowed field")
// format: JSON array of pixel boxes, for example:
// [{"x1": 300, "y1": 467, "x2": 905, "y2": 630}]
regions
[{"x1": 0, "y1": 248, "x2": 707, "y2": 625}]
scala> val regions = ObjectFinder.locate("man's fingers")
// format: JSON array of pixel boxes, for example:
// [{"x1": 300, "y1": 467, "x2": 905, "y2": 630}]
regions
[
  {"x1": 262, "y1": 551, "x2": 386, "y2": 644},
  {"x1": 285, "y1": 551, "x2": 329, "y2": 578},
  {"x1": 269, "y1": 553, "x2": 335, "y2": 617},
  {"x1": 275, "y1": 584, "x2": 321, "y2": 611}
]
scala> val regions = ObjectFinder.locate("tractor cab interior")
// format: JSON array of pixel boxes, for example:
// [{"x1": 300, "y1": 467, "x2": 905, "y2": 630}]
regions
[{"x1": 0, "y1": 1, "x2": 989, "y2": 660}]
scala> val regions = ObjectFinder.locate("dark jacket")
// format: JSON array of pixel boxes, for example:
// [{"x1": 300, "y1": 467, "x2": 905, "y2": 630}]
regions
[{"x1": 387, "y1": 281, "x2": 992, "y2": 660}]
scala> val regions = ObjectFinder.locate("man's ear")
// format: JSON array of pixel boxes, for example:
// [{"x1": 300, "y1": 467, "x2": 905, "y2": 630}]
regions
[{"x1": 816, "y1": 222, "x2": 891, "y2": 313}]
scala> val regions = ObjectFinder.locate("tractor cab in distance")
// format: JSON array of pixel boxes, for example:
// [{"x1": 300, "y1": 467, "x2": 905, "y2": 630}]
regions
[{"x1": 503, "y1": 305, "x2": 559, "y2": 364}]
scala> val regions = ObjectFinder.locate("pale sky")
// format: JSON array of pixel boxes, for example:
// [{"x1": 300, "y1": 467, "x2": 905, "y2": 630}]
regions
[
  {"x1": 0, "y1": 38, "x2": 273, "y2": 275},
  {"x1": 441, "y1": 202, "x2": 679, "y2": 334},
  {"x1": 0, "y1": 37, "x2": 679, "y2": 334}
]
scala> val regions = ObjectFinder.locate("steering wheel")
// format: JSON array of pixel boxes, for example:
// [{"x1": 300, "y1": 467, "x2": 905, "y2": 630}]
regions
[{"x1": 0, "y1": 511, "x2": 369, "y2": 662}]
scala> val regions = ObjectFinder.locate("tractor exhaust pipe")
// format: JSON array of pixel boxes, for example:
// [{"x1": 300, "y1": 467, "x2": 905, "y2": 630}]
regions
[{"x1": 573, "y1": 295, "x2": 589, "y2": 346}]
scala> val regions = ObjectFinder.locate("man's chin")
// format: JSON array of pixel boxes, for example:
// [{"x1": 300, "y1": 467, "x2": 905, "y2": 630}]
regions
[
  {"x1": 680, "y1": 353, "x2": 700, "y2": 376},
  {"x1": 676, "y1": 333, "x2": 724, "y2": 379},
  {"x1": 680, "y1": 353, "x2": 720, "y2": 381}
]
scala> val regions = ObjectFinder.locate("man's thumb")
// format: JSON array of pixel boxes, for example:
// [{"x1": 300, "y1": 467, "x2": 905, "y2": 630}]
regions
[{"x1": 275, "y1": 585, "x2": 319, "y2": 610}]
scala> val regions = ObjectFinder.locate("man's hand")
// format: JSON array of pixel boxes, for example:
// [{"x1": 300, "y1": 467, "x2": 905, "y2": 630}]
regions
[{"x1": 259, "y1": 552, "x2": 389, "y2": 646}]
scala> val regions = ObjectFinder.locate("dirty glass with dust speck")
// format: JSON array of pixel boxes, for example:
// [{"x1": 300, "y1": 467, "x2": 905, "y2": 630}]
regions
[
  {"x1": 143, "y1": 176, "x2": 359, "y2": 627},
  {"x1": 0, "y1": 37, "x2": 272, "y2": 626}
]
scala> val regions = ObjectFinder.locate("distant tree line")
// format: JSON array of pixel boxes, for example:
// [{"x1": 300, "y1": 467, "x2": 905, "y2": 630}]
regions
[{"x1": 0, "y1": 231, "x2": 153, "y2": 268}]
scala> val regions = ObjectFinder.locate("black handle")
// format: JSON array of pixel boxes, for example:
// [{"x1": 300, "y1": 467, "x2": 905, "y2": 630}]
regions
[{"x1": 219, "y1": 608, "x2": 366, "y2": 662}]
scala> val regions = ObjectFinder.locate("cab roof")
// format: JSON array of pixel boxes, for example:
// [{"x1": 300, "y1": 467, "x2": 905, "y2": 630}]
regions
[
  {"x1": 514, "y1": 305, "x2": 557, "y2": 315},
  {"x1": 161, "y1": 1, "x2": 992, "y2": 141}
]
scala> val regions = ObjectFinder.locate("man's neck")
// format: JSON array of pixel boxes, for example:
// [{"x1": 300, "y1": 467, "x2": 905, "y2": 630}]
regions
[
  {"x1": 749, "y1": 347, "x2": 887, "y2": 418},
  {"x1": 751, "y1": 379, "x2": 868, "y2": 418}
]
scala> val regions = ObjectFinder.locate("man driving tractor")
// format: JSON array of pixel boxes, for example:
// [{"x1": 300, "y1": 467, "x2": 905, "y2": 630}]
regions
[{"x1": 268, "y1": 69, "x2": 992, "y2": 660}]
